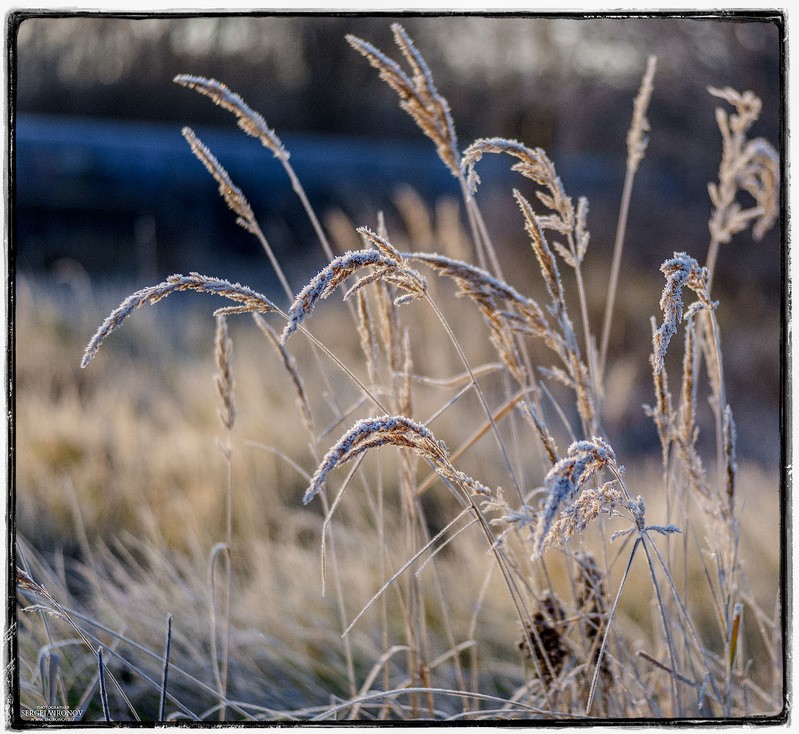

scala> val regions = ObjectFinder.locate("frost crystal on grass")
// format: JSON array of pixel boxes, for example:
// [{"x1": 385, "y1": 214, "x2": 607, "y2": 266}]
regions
[
  {"x1": 281, "y1": 249, "x2": 426, "y2": 344},
  {"x1": 305, "y1": 415, "x2": 487, "y2": 505},
  {"x1": 82, "y1": 273, "x2": 277, "y2": 368},
  {"x1": 652, "y1": 252, "x2": 713, "y2": 375},
  {"x1": 532, "y1": 437, "x2": 616, "y2": 558}
]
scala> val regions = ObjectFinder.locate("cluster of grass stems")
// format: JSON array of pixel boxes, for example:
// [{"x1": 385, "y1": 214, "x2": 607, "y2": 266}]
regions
[{"x1": 16, "y1": 23, "x2": 781, "y2": 722}]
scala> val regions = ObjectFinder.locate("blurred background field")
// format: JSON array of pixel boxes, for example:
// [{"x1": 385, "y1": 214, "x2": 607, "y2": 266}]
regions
[{"x1": 11, "y1": 11, "x2": 785, "y2": 721}]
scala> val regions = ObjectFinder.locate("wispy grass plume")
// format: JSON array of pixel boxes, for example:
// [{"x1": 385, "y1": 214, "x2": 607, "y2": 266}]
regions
[
  {"x1": 82, "y1": 274, "x2": 277, "y2": 368},
  {"x1": 280, "y1": 247, "x2": 426, "y2": 344},
  {"x1": 173, "y1": 75, "x2": 288, "y2": 161},
  {"x1": 347, "y1": 24, "x2": 460, "y2": 177},
  {"x1": 304, "y1": 415, "x2": 488, "y2": 505}
]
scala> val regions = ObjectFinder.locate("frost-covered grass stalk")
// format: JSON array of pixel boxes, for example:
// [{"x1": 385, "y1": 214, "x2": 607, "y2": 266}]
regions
[{"x1": 18, "y1": 21, "x2": 781, "y2": 724}]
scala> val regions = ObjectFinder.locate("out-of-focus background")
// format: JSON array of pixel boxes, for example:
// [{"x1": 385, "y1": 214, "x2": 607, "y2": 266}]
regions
[{"x1": 15, "y1": 15, "x2": 781, "y2": 277}]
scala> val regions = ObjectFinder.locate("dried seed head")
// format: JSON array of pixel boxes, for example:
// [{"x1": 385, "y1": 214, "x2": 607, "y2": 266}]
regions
[
  {"x1": 174, "y1": 75, "x2": 287, "y2": 160},
  {"x1": 520, "y1": 400, "x2": 560, "y2": 467},
  {"x1": 514, "y1": 192, "x2": 569, "y2": 320},
  {"x1": 355, "y1": 289, "x2": 379, "y2": 386},
  {"x1": 575, "y1": 554, "x2": 612, "y2": 684},
  {"x1": 707, "y1": 86, "x2": 780, "y2": 248},
  {"x1": 519, "y1": 593, "x2": 568, "y2": 687},
  {"x1": 406, "y1": 251, "x2": 553, "y2": 384},
  {"x1": 347, "y1": 25, "x2": 460, "y2": 176},
  {"x1": 575, "y1": 554, "x2": 606, "y2": 640},
  {"x1": 463, "y1": 139, "x2": 576, "y2": 244},
  {"x1": 214, "y1": 313, "x2": 236, "y2": 432},
  {"x1": 304, "y1": 415, "x2": 486, "y2": 504},
  {"x1": 82, "y1": 273, "x2": 276, "y2": 368},
  {"x1": 652, "y1": 252, "x2": 713, "y2": 375},
  {"x1": 627, "y1": 56, "x2": 657, "y2": 174},
  {"x1": 281, "y1": 249, "x2": 426, "y2": 344},
  {"x1": 723, "y1": 404, "x2": 737, "y2": 516},
  {"x1": 399, "y1": 328, "x2": 414, "y2": 418}
]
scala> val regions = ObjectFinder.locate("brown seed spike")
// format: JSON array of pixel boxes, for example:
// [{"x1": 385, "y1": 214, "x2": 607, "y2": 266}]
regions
[
  {"x1": 347, "y1": 28, "x2": 460, "y2": 177},
  {"x1": 174, "y1": 74, "x2": 288, "y2": 161}
]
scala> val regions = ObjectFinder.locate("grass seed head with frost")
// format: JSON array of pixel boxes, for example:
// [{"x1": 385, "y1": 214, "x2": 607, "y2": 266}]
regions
[
  {"x1": 347, "y1": 24, "x2": 460, "y2": 177},
  {"x1": 541, "y1": 481, "x2": 624, "y2": 553},
  {"x1": 182, "y1": 127, "x2": 259, "y2": 236},
  {"x1": 652, "y1": 252, "x2": 714, "y2": 375},
  {"x1": 174, "y1": 74, "x2": 288, "y2": 160},
  {"x1": 304, "y1": 415, "x2": 488, "y2": 505},
  {"x1": 532, "y1": 437, "x2": 617, "y2": 559},
  {"x1": 82, "y1": 274, "x2": 277, "y2": 368},
  {"x1": 280, "y1": 247, "x2": 426, "y2": 344},
  {"x1": 644, "y1": 316, "x2": 674, "y2": 463}
]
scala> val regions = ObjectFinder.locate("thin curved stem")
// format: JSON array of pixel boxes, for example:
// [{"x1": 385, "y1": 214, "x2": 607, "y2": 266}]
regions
[
  {"x1": 422, "y1": 292, "x2": 524, "y2": 501},
  {"x1": 281, "y1": 158, "x2": 336, "y2": 262},
  {"x1": 586, "y1": 537, "x2": 639, "y2": 715}
]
